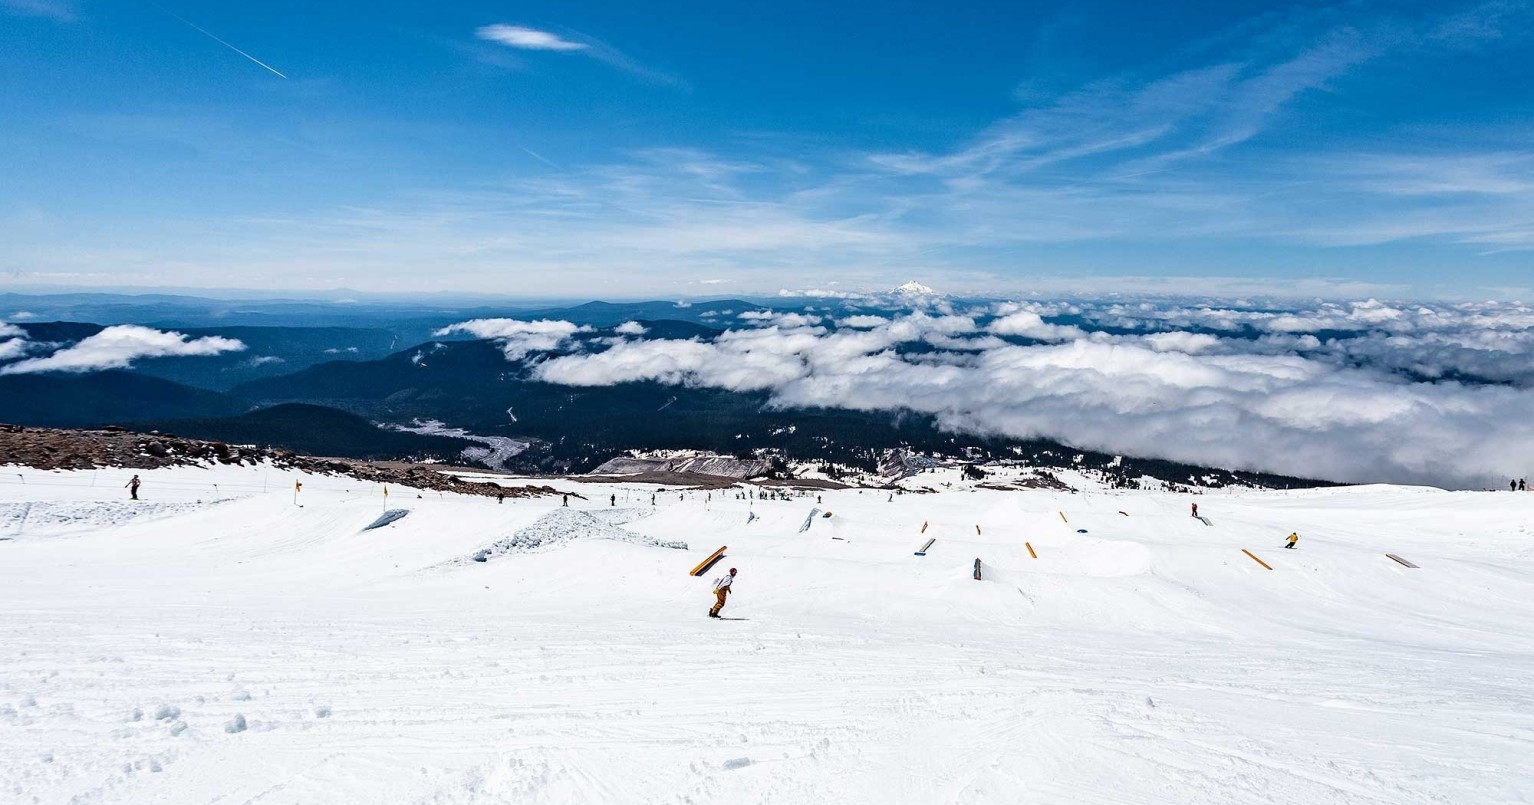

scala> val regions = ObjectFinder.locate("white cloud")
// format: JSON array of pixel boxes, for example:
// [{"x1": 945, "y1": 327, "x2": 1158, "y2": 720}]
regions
[
  {"x1": 0, "y1": 325, "x2": 244, "y2": 374},
  {"x1": 839, "y1": 315, "x2": 889, "y2": 329},
  {"x1": 475, "y1": 24, "x2": 587, "y2": 52},
  {"x1": 614, "y1": 321, "x2": 648, "y2": 336},
  {"x1": 738, "y1": 311, "x2": 823, "y2": 329},
  {"x1": 989, "y1": 311, "x2": 1087, "y2": 342},
  {"x1": 513, "y1": 304, "x2": 1534, "y2": 489},
  {"x1": 0, "y1": 321, "x2": 31, "y2": 361},
  {"x1": 472, "y1": 23, "x2": 685, "y2": 86},
  {"x1": 1141, "y1": 332, "x2": 1223, "y2": 354},
  {"x1": 0, "y1": 0, "x2": 75, "y2": 21},
  {"x1": 435, "y1": 318, "x2": 591, "y2": 361}
]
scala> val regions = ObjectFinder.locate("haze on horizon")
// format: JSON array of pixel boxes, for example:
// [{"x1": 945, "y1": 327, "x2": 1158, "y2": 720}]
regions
[{"x1": 2, "y1": 1, "x2": 1533, "y2": 301}]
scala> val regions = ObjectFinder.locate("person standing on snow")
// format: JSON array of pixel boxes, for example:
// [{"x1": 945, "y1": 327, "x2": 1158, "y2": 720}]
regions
[
  {"x1": 1284, "y1": 532, "x2": 1299, "y2": 549},
  {"x1": 709, "y1": 567, "x2": 737, "y2": 618},
  {"x1": 1191, "y1": 502, "x2": 1199, "y2": 517},
  {"x1": 126, "y1": 475, "x2": 141, "y2": 501}
]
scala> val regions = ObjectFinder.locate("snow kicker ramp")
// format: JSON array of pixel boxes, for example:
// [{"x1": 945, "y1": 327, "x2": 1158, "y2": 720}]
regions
[
  {"x1": 465, "y1": 508, "x2": 687, "y2": 563},
  {"x1": 361, "y1": 508, "x2": 410, "y2": 531}
]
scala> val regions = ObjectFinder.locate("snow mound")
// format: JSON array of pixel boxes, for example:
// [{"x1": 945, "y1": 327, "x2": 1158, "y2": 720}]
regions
[
  {"x1": 362, "y1": 508, "x2": 410, "y2": 531},
  {"x1": 0, "y1": 500, "x2": 221, "y2": 537},
  {"x1": 467, "y1": 508, "x2": 686, "y2": 562}
]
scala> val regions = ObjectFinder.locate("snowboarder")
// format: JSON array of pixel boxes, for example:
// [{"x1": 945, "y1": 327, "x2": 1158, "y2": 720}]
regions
[
  {"x1": 1191, "y1": 502, "x2": 1199, "y2": 517},
  {"x1": 708, "y1": 567, "x2": 737, "y2": 618},
  {"x1": 1284, "y1": 532, "x2": 1299, "y2": 549},
  {"x1": 610, "y1": 494, "x2": 616, "y2": 507},
  {"x1": 562, "y1": 494, "x2": 569, "y2": 507},
  {"x1": 125, "y1": 475, "x2": 141, "y2": 500}
]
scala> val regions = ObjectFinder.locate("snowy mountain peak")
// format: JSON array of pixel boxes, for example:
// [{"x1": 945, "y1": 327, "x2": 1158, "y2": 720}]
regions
[{"x1": 893, "y1": 281, "x2": 937, "y2": 295}]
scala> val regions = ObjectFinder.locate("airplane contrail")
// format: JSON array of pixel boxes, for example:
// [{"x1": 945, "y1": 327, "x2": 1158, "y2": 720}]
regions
[
  {"x1": 520, "y1": 147, "x2": 558, "y2": 168},
  {"x1": 156, "y1": 5, "x2": 287, "y2": 78}
]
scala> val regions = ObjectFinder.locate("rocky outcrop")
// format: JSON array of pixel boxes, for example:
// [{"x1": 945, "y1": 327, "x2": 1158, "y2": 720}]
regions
[
  {"x1": 590, "y1": 453, "x2": 774, "y2": 479},
  {"x1": 878, "y1": 448, "x2": 942, "y2": 480},
  {"x1": 0, "y1": 424, "x2": 556, "y2": 500}
]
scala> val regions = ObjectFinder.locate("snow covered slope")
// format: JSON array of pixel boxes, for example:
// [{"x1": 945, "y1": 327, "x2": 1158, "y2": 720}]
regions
[{"x1": 1, "y1": 463, "x2": 1531, "y2": 804}]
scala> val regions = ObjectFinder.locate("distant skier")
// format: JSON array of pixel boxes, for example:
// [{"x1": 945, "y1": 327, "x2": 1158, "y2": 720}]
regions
[
  {"x1": 708, "y1": 567, "x2": 737, "y2": 618},
  {"x1": 562, "y1": 494, "x2": 569, "y2": 507},
  {"x1": 1191, "y1": 502, "x2": 1199, "y2": 518},
  {"x1": 610, "y1": 494, "x2": 616, "y2": 507},
  {"x1": 125, "y1": 475, "x2": 141, "y2": 501},
  {"x1": 1284, "y1": 532, "x2": 1299, "y2": 550}
]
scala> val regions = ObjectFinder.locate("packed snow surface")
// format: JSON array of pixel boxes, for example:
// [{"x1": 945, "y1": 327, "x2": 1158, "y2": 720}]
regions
[{"x1": 1, "y1": 463, "x2": 1531, "y2": 804}]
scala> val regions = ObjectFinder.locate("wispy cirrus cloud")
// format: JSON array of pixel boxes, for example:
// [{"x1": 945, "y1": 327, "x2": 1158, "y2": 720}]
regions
[
  {"x1": 475, "y1": 24, "x2": 586, "y2": 52},
  {"x1": 0, "y1": 0, "x2": 75, "y2": 21},
  {"x1": 474, "y1": 23, "x2": 685, "y2": 86}
]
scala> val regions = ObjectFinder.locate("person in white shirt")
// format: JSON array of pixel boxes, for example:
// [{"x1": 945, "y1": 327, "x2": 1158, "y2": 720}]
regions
[{"x1": 709, "y1": 568, "x2": 737, "y2": 618}]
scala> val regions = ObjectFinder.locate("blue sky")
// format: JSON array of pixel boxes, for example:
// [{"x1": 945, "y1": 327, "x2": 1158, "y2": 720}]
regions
[{"x1": 2, "y1": 0, "x2": 1532, "y2": 299}]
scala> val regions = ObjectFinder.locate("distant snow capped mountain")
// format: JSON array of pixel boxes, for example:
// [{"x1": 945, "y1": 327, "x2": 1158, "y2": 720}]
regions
[{"x1": 893, "y1": 281, "x2": 937, "y2": 295}]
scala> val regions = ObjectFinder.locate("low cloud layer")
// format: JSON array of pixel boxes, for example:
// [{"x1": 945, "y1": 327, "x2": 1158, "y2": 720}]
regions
[
  {"x1": 0, "y1": 325, "x2": 244, "y2": 375},
  {"x1": 445, "y1": 299, "x2": 1534, "y2": 488},
  {"x1": 0, "y1": 321, "x2": 27, "y2": 361},
  {"x1": 435, "y1": 318, "x2": 591, "y2": 361}
]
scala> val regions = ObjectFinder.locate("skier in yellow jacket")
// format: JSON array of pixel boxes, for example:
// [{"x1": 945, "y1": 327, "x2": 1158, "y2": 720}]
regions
[
  {"x1": 709, "y1": 568, "x2": 737, "y2": 618},
  {"x1": 1284, "y1": 532, "x2": 1299, "y2": 549}
]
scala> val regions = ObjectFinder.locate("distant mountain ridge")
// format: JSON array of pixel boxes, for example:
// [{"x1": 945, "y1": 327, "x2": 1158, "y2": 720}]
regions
[
  {"x1": 0, "y1": 371, "x2": 247, "y2": 428},
  {"x1": 133, "y1": 403, "x2": 475, "y2": 462}
]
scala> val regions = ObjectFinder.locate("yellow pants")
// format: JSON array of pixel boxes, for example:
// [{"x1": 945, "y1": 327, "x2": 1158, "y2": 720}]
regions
[{"x1": 711, "y1": 588, "x2": 729, "y2": 616}]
